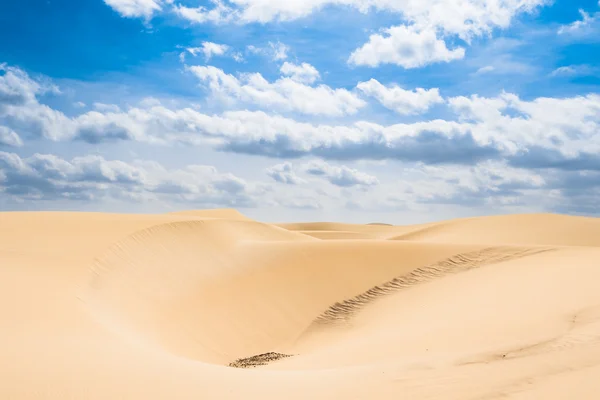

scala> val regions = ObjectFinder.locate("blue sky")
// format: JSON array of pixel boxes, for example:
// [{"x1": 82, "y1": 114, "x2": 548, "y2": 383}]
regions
[{"x1": 0, "y1": 0, "x2": 599, "y2": 223}]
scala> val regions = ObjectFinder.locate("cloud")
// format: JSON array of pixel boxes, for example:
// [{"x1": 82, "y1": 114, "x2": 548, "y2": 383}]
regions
[
  {"x1": 275, "y1": 196, "x2": 323, "y2": 210},
  {"x1": 303, "y1": 160, "x2": 379, "y2": 187},
  {"x1": 186, "y1": 42, "x2": 230, "y2": 61},
  {"x1": 448, "y1": 92, "x2": 600, "y2": 170},
  {"x1": 475, "y1": 65, "x2": 495, "y2": 75},
  {"x1": 269, "y1": 41, "x2": 289, "y2": 60},
  {"x1": 349, "y1": 26, "x2": 465, "y2": 69},
  {"x1": 167, "y1": 0, "x2": 545, "y2": 69},
  {"x1": 0, "y1": 151, "x2": 261, "y2": 207},
  {"x1": 0, "y1": 63, "x2": 56, "y2": 110},
  {"x1": 215, "y1": 115, "x2": 499, "y2": 164},
  {"x1": 247, "y1": 41, "x2": 290, "y2": 61},
  {"x1": 266, "y1": 160, "x2": 378, "y2": 187},
  {"x1": 265, "y1": 162, "x2": 305, "y2": 185},
  {"x1": 550, "y1": 65, "x2": 596, "y2": 77},
  {"x1": 356, "y1": 78, "x2": 444, "y2": 115},
  {"x1": 558, "y1": 9, "x2": 600, "y2": 36},
  {"x1": 107, "y1": 0, "x2": 547, "y2": 74},
  {"x1": 544, "y1": 169, "x2": 600, "y2": 214},
  {"x1": 232, "y1": 52, "x2": 245, "y2": 63},
  {"x1": 4, "y1": 64, "x2": 600, "y2": 176},
  {"x1": 73, "y1": 101, "x2": 86, "y2": 108},
  {"x1": 103, "y1": 0, "x2": 164, "y2": 19},
  {"x1": 93, "y1": 103, "x2": 121, "y2": 113},
  {"x1": 467, "y1": 38, "x2": 537, "y2": 78},
  {"x1": 280, "y1": 62, "x2": 320, "y2": 84},
  {"x1": 187, "y1": 65, "x2": 365, "y2": 116},
  {"x1": 0, "y1": 126, "x2": 23, "y2": 147},
  {"x1": 173, "y1": 1, "x2": 236, "y2": 24},
  {"x1": 345, "y1": 0, "x2": 545, "y2": 69},
  {"x1": 171, "y1": 0, "x2": 546, "y2": 34},
  {"x1": 405, "y1": 161, "x2": 545, "y2": 207}
]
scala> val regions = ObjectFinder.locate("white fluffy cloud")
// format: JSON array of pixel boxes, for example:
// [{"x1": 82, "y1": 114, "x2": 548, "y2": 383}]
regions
[
  {"x1": 106, "y1": 0, "x2": 547, "y2": 70},
  {"x1": 265, "y1": 162, "x2": 306, "y2": 185},
  {"x1": 0, "y1": 126, "x2": 23, "y2": 147},
  {"x1": 349, "y1": 26, "x2": 466, "y2": 68},
  {"x1": 187, "y1": 42, "x2": 230, "y2": 60},
  {"x1": 266, "y1": 160, "x2": 378, "y2": 187},
  {"x1": 0, "y1": 151, "x2": 261, "y2": 207},
  {"x1": 165, "y1": 0, "x2": 546, "y2": 69},
  {"x1": 303, "y1": 160, "x2": 379, "y2": 187},
  {"x1": 4, "y1": 65, "x2": 600, "y2": 174},
  {"x1": 280, "y1": 62, "x2": 320, "y2": 84},
  {"x1": 187, "y1": 65, "x2": 365, "y2": 116},
  {"x1": 173, "y1": 1, "x2": 236, "y2": 24},
  {"x1": 171, "y1": 0, "x2": 545, "y2": 34},
  {"x1": 247, "y1": 41, "x2": 289, "y2": 61},
  {"x1": 0, "y1": 63, "x2": 56, "y2": 109},
  {"x1": 3, "y1": 64, "x2": 600, "y2": 215},
  {"x1": 93, "y1": 103, "x2": 122, "y2": 113},
  {"x1": 356, "y1": 78, "x2": 444, "y2": 115},
  {"x1": 404, "y1": 160, "x2": 546, "y2": 206},
  {"x1": 103, "y1": 0, "x2": 165, "y2": 19},
  {"x1": 558, "y1": 9, "x2": 599, "y2": 35}
]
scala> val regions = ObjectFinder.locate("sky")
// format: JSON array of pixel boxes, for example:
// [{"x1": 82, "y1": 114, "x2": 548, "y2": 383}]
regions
[{"x1": 0, "y1": 0, "x2": 599, "y2": 224}]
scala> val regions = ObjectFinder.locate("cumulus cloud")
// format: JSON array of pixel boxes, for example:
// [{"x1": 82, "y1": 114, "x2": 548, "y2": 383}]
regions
[
  {"x1": 265, "y1": 162, "x2": 305, "y2": 185},
  {"x1": 93, "y1": 103, "x2": 121, "y2": 113},
  {"x1": 187, "y1": 65, "x2": 365, "y2": 116},
  {"x1": 349, "y1": 26, "x2": 466, "y2": 68},
  {"x1": 170, "y1": 0, "x2": 546, "y2": 34},
  {"x1": 0, "y1": 126, "x2": 23, "y2": 147},
  {"x1": 356, "y1": 78, "x2": 444, "y2": 115},
  {"x1": 3, "y1": 62, "x2": 600, "y2": 215},
  {"x1": 103, "y1": 0, "x2": 165, "y2": 19},
  {"x1": 558, "y1": 9, "x2": 600, "y2": 36},
  {"x1": 0, "y1": 151, "x2": 260, "y2": 207},
  {"x1": 448, "y1": 92, "x2": 600, "y2": 170},
  {"x1": 107, "y1": 0, "x2": 546, "y2": 71},
  {"x1": 0, "y1": 63, "x2": 57, "y2": 110},
  {"x1": 173, "y1": 0, "x2": 236, "y2": 24},
  {"x1": 186, "y1": 42, "x2": 230, "y2": 61},
  {"x1": 303, "y1": 160, "x2": 379, "y2": 187},
  {"x1": 247, "y1": 41, "x2": 289, "y2": 61},
  {"x1": 280, "y1": 62, "x2": 320, "y2": 84},
  {"x1": 269, "y1": 41, "x2": 289, "y2": 60},
  {"x1": 406, "y1": 161, "x2": 545, "y2": 206},
  {"x1": 4, "y1": 64, "x2": 600, "y2": 177},
  {"x1": 165, "y1": 0, "x2": 545, "y2": 69}
]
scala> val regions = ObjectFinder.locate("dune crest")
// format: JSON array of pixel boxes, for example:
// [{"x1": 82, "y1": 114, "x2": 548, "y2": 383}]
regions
[{"x1": 167, "y1": 208, "x2": 252, "y2": 220}]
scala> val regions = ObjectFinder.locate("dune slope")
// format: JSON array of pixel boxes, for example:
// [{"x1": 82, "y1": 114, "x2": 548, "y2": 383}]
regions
[{"x1": 2, "y1": 210, "x2": 600, "y2": 399}]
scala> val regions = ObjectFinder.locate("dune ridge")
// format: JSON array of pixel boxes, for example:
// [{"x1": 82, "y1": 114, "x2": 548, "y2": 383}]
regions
[
  {"x1": 313, "y1": 246, "x2": 555, "y2": 324},
  {"x1": 2, "y1": 210, "x2": 600, "y2": 399}
]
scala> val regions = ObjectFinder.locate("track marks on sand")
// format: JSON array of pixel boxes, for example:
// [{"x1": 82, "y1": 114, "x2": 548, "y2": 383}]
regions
[
  {"x1": 314, "y1": 247, "x2": 555, "y2": 324},
  {"x1": 228, "y1": 353, "x2": 294, "y2": 368}
]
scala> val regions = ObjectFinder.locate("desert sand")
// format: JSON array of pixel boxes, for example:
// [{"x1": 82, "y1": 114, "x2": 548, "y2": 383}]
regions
[{"x1": 2, "y1": 210, "x2": 600, "y2": 399}]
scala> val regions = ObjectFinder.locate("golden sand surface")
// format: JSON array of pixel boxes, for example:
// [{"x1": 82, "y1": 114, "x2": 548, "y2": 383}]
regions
[{"x1": 2, "y1": 210, "x2": 600, "y2": 399}]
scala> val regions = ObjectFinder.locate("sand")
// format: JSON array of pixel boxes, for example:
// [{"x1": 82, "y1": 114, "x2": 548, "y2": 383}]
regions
[{"x1": 1, "y1": 210, "x2": 600, "y2": 399}]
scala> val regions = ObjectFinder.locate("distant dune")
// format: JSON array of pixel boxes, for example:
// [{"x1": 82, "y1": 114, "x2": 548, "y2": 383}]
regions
[{"x1": 2, "y1": 210, "x2": 600, "y2": 399}]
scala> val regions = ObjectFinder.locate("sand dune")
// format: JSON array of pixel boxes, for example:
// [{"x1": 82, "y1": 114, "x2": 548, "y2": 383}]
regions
[
  {"x1": 2, "y1": 210, "x2": 600, "y2": 399},
  {"x1": 389, "y1": 213, "x2": 600, "y2": 246}
]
